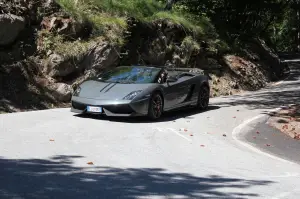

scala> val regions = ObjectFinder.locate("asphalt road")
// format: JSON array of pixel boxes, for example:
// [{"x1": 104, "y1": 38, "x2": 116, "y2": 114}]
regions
[
  {"x1": 244, "y1": 118, "x2": 300, "y2": 165},
  {"x1": 0, "y1": 63, "x2": 300, "y2": 199}
]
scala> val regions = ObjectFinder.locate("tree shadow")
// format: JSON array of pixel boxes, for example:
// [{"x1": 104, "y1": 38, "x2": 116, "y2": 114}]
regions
[
  {"x1": 278, "y1": 52, "x2": 300, "y2": 60},
  {"x1": 73, "y1": 105, "x2": 221, "y2": 123},
  {"x1": 0, "y1": 61, "x2": 68, "y2": 113},
  {"x1": 0, "y1": 155, "x2": 275, "y2": 199},
  {"x1": 283, "y1": 63, "x2": 300, "y2": 81},
  {"x1": 213, "y1": 64, "x2": 300, "y2": 110},
  {"x1": 214, "y1": 90, "x2": 300, "y2": 110}
]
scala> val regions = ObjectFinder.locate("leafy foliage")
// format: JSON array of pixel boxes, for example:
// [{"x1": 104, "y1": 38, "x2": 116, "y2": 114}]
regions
[
  {"x1": 176, "y1": 0, "x2": 299, "y2": 52},
  {"x1": 54, "y1": 0, "x2": 299, "y2": 53},
  {"x1": 55, "y1": 0, "x2": 218, "y2": 45}
]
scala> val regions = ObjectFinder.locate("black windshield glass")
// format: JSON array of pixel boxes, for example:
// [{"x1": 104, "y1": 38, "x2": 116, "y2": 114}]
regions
[{"x1": 96, "y1": 66, "x2": 161, "y2": 84}]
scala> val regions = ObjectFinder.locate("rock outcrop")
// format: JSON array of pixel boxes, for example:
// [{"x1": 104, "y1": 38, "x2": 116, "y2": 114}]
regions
[
  {"x1": 44, "y1": 41, "x2": 120, "y2": 81},
  {"x1": 41, "y1": 16, "x2": 91, "y2": 40},
  {"x1": 82, "y1": 42, "x2": 120, "y2": 71},
  {"x1": 45, "y1": 53, "x2": 78, "y2": 78},
  {"x1": 51, "y1": 83, "x2": 72, "y2": 102},
  {"x1": 0, "y1": 14, "x2": 25, "y2": 46}
]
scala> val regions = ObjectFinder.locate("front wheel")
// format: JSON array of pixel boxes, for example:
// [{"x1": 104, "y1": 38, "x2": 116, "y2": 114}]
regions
[
  {"x1": 197, "y1": 85, "x2": 210, "y2": 110},
  {"x1": 148, "y1": 93, "x2": 163, "y2": 120}
]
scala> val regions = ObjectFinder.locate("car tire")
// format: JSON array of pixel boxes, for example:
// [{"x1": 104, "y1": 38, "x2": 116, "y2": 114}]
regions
[
  {"x1": 197, "y1": 85, "x2": 210, "y2": 110},
  {"x1": 148, "y1": 92, "x2": 163, "y2": 120}
]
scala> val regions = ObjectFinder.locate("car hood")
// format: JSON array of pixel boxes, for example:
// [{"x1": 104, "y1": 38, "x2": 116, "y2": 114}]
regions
[{"x1": 78, "y1": 80, "x2": 153, "y2": 100}]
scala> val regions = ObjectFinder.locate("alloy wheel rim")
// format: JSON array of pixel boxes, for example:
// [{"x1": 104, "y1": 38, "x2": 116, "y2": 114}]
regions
[
  {"x1": 199, "y1": 88, "x2": 209, "y2": 108},
  {"x1": 152, "y1": 95, "x2": 162, "y2": 118}
]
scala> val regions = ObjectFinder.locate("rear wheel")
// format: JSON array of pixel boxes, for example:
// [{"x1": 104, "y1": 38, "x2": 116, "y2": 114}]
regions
[
  {"x1": 148, "y1": 92, "x2": 163, "y2": 120},
  {"x1": 197, "y1": 85, "x2": 210, "y2": 110}
]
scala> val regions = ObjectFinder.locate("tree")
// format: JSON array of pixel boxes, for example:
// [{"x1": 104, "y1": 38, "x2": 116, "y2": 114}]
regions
[{"x1": 164, "y1": 0, "x2": 176, "y2": 11}]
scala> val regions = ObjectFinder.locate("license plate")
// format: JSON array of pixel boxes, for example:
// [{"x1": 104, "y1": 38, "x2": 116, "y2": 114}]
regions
[{"x1": 87, "y1": 106, "x2": 102, "y2": 113}]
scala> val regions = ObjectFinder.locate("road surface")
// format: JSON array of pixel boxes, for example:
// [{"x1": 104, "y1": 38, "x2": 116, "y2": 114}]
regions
[
  {"x1": 244, "y1": 119, "x2": 300, "y2": 165},
  {"x1": 0, "y1": 63, "x2": 300, "y2": 199}
]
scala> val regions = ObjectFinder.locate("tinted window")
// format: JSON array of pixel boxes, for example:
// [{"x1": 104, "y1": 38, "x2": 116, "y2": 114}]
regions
[{"x1": 97, "y1": 66, "x2": 161, "y2": 84}]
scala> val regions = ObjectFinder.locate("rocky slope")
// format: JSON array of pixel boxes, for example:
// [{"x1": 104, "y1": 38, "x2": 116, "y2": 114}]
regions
[{"x1": 0, "y1": 0, "x2": 288, "y2": 113}]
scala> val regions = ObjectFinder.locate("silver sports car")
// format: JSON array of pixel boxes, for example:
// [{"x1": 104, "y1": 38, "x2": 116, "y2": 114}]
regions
[{"x1": 71, "y1": 65, "x2": 210, "y2": 120}]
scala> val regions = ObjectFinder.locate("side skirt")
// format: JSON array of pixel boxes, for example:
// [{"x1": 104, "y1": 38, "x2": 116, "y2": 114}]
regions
[{"x1": 163, "y1": 100, "x2": 198, "y2": 112}]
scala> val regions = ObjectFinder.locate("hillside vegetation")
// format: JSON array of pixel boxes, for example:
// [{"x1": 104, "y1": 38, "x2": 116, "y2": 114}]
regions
[
  {"x1": 0, "y1": 0, "x2": 293, "y2": 112},
  {"x1": 39, "y1": 0, "x2": 220, "y2": 56}
]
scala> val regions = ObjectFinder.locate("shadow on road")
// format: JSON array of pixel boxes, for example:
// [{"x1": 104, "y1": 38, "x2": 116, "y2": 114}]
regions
[
  {"x1": 281, "y1": 63, "x2": 300, "y2": 81},
  {"x1": 213, "y1": 63, "x2": 300, "y2": 110},
  {"x1": 214, "y1": 89, "x2": 300, "y2": 110},
  {"x1": 0, "y1": 155, "x2": 275, "y2": 199},
  {"x1": 74, "y1": 105, "x2": 221, "y2": 123}
]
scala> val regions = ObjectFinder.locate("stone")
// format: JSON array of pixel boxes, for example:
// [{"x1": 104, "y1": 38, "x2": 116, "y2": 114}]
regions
[
  {"x1": 45, "y1": 54, "x2": 77, "y2": 78},
  {"x1": 52, "y1": 83, "x2": 72, "y2": 102},
  {"x1": 0, "y1": 14, "x2": 25, "y2": 46},
  {"x1": 81, "y1": 42, "x2": 120, "y2": 70},
  {"x1": 41, "y1": 16, "x2": 87, "y2": 39}
]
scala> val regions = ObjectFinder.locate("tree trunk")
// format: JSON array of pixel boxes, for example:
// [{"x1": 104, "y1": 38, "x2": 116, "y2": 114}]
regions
[
  {"x1": 297, "y1": 7, "x2": 300, "y2": 52},
  {"x1": 164, "y1": 0, "x2": 175, "y2": 11}
]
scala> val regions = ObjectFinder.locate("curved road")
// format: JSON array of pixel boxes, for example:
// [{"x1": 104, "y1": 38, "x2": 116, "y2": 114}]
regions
[{"x1": 0, "y1": 63, "x2": 300, "y2": 199}]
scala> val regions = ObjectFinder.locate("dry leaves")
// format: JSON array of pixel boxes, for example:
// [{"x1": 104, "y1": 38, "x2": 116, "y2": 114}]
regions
[
  {"x1": 87, "y1": 162, "x2": 94, "y2": 165},
  {"x1": 267, "y1": 104, "x2": 300, "y2": 141},
  {"x1": 282, "y1": 124, "x2": 289, "y2": 130},
  {"x1": 179, "y1": 128, "x2": 188, "y2": 132}
]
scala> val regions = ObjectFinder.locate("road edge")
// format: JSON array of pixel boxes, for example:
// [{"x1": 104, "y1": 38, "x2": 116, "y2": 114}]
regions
[
  {"x1": 231, "y1": 62, "x2": 300, "y2": 165},
  {"x1": 232, "y1": 107, "x2": 299, "y2": 166}
]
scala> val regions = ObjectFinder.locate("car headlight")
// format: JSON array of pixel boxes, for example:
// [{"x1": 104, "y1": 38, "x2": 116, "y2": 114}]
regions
[
  {"x1": 73, "y1": 86, "x2": 81, "y2": 96},
  {"x1": 123, "y1": 90, "x2": 143, "y2": 100}
]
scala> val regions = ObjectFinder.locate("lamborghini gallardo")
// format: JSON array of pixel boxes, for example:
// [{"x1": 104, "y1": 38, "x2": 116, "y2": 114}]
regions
[{"x1": 71, "y1": 66, "x2": 210, "y2": 120}]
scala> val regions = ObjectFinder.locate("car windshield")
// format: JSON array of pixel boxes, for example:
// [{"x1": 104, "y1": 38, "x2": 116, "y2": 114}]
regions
[{"x1": 96, "y1": 66, "x2": 161, "y2": 84}]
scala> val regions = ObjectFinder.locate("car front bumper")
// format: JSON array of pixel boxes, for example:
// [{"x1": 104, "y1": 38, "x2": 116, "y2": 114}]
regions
[{"x1": 70, "y1": 96, "x2": 150, "y2": 117}]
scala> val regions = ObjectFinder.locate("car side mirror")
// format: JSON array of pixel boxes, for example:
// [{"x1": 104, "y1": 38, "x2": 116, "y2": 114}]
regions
[{"x1": 166, "y1": 77, "x2": 177, "y2": 83}]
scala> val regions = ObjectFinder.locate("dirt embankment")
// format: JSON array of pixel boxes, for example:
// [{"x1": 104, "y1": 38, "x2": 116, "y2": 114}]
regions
[
  {"x1": 268, "y1": 105, "x2": 300, "y2": 140},
  {"x1": 0, "y1": 0, "x2": 288, "y2": 113}
]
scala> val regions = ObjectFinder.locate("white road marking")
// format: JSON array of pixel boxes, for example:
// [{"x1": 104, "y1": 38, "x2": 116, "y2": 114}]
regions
[
  {"x1": 167, "y1": 128, "x2": 192, "y2": 142},
  {"x1": 231, "y1": 108, "x2": 298, "y2": 165},
  {"x1": 152, "y1": 127, "x2": 192, "y2": 142}
]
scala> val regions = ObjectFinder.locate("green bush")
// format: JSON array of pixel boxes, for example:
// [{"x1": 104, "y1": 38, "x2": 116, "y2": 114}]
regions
[{"x1": 56, "y1": 0, "x2": 216, "y2": 39}]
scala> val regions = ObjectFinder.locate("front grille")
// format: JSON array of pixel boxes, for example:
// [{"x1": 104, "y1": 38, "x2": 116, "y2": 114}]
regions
[
  {"x1": 72, "y1": 101, "x2": 134, "y2": 114},
  {"x1": 103, "y1": 104, "x2": 134, "y2": 114},
  {"x1": 72, "y1": 101, "x2": 86, "y2": 110}
]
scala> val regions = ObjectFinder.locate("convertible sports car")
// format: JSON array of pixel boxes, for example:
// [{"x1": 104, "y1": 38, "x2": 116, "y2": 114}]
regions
[{"x1": 71, "y1": 65, "x2": 210, "y2": 120}]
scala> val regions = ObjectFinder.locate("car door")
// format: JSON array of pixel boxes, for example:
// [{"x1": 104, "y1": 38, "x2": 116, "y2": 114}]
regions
[
  {"x1": 162, "y1": 77, "x2": 189, "y2": 110},
  {"x1": 174, "y1": 76, "x2": 191, "y2": 104}
]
